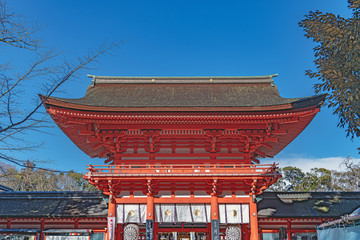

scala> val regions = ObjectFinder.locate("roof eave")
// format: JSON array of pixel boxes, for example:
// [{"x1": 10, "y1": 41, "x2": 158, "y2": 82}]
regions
[{"x1": 42, "y1": 94, "x2": 324, "y2": 113}]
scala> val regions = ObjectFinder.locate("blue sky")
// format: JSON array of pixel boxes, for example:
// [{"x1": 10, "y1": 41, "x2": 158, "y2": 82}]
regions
[{"x1": 4, "y1": 0, "x2": 359, "y2": 173}]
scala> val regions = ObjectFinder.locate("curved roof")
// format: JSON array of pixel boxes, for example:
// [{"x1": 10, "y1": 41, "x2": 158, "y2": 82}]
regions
[
  {"x1": 43, "y1": 75, "x2": 325, "y2": 111},
  {"x1": 41, "y1": 75, "x2": 325, "y2": 160}
]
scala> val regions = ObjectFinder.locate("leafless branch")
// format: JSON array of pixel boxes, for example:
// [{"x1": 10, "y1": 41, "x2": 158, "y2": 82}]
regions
[
  {"x1": 0, "y1": 52, "x2": 57, "y2": 99},
  {"x1": 0, "y1": 0, "x2": 40, "y2": 50},
  {"x1": 0, "y1": 41, "x2": 123, "y2": 136},
  {"x1": 0, "y1": 155, "x2": 70, "y2": 173},
  {"x1": 0, "y1": 0, "x2": 124, "y2": 173}
]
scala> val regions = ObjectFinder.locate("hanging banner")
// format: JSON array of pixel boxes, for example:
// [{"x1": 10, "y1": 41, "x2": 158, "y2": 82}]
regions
[
  {"x1": 107, "y1": 217, "x2": 116, "y2": 240},
  {"x1": 212, "y1": 220, "x2": 219, "y2": 240},
  {"x1": 117, "y1": 204, "x2": 147, "y2": 224},
  {"x1": 155, "y1": 204, "x2": 211, "y2": 223},
  {"x1": 219, "y1": 204, "x2": 249, "y2": 224},
  {"x1": 146, "y1": 220, "x2": 154, "y2": 240}
]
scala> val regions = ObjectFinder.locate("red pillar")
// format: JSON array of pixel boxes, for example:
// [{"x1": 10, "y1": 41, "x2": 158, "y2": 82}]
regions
[
  {"x1": 146, "y1": 195, "x2": 154, "y2": 240},
  {"x1": 6, "y1": 219, "x2": 11, "y2": 229},
  {"x1": 107, "y1": 195, "x2": 117, "y2": 240},
  {"x1": 287, "y1": 220, "x2": 292, "y2": 240},
  {"x1": 211, "y1": 194, "x2": 219, "y2": 240},
  {"x1": 39, "y1": 219, "x2": 45, "y2": 240},
  {"x1": 74, "y1": 218, "x2": 79, "y2": 229},
  {"x1": 147, "y1": 195, "x2": 154, "y2": 220},
  {"x1": 249, "y1": 194, "x2": 259, "y2": 240},
  {"x1": 211, "y1": 195, "x2": 219, "y2": 220}
]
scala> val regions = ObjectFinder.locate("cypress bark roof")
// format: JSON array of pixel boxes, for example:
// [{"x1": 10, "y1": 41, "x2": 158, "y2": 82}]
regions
[{"x1": 44, "y1": 75, "x2": 325, "y2": 111}]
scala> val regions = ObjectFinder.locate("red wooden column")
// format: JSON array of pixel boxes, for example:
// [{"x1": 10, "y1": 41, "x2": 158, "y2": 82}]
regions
[
  {"x1": 107, "y1": 195, "x2": 117, "y2": 240},
  {"x1": 249, "y1": 193, "x2": 259, "y2": 240},
  {"x1": 6, "y1": 219, "x2": 11, "y2": 229},
  {"x1": 287, "y1": 220, "x2": 292, "y2": 240},
  {"x1": 211, "y1": 180, "x2": 219, "y2": 240},
  {"x1": 147, "y1": 195, "x2": 154, "y2": 220},
  {"x1": 146, "y1": 180, "x2": 155, "y2": 240},
  {"x1": 39, "y1": 219, "x2": 45, "y2": 240},
  {"x1": 211, "y1": 195, "x2": 219, "y2": 220}
]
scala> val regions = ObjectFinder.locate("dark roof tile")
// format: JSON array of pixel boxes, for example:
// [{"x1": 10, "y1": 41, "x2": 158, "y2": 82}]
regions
[
  {"x1": 0, "y1": 192, "x2": 107, "y2": 218},
  {"x1": 258, "y1": 192, "x2": 360, "y2": 218}
]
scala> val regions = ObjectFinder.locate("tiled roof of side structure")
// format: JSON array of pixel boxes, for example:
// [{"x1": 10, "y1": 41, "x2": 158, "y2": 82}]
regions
[
  {"x1": 44, "y1": 75, "x2": 325, "y2": 110},
  {"x1": 0, "y1": 191, "x2": 108, "y2": 218},
  {"x1": 258, "y1": 192, "x2": 360, "y2": 218},
  {"x1": 0, "y1": 191, "x2": 359, "y2": 219},
  {"x1": 0, "y1": 184, "x2": 13, "y2": 192}
]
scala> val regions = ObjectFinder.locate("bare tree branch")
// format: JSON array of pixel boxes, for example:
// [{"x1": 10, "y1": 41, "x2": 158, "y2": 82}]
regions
[
  {"x1": 0, "y1": 52, "x2": 56, "y2": 99},
  {"x1": 0, "y1": 0, "x2": 124, "y2": 174},
  {"x1": 0, "y1": 0, "x2": 40, "y2": 50},
  {"x1": 0, "y1": 41, "x2": 123, "y2": 135}
]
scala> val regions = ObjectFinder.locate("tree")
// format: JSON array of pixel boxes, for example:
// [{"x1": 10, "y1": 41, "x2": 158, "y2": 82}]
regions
[
  {"x1": 270, "y1": 166, "x2": 305, "y2": 191},
  {"x1": 299, "y1": 0, "x2": 360, "y2": 150},
  {"x1": 300, "y1": 168, "x2": 332, "y2": 191},
  {"x1": 332, "y1": 157, "x2": 360, "y2": 191},
  {"x1": 269, "y1": 159, "x2": 360, "y2": 192},
  {"x1": 0, "y1": 161, "x2": 97, "y2": 191},
  {"x1": 0, "y1": 0, "x2": 121, "y2": 170},
  {"x1": 270, "y1": 167, "x2": 333, "y2": 192}
]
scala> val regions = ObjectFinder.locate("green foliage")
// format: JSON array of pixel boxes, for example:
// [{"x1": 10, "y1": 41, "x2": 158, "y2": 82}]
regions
[
  {"x1": 269, "y1": 158, "x2": 360, "y2": 192},
  {"x1": 0, "y1": 161, "x2": 97, "y2": 191},
  {"x1": 271, "y1": 166, "x2": 305, "y2": 191},
  {"x1": 300, "y1": 168, "x2": 332, "y2": 191},
  {"x1": 299, "y1": 0, "x2": 360, "y2": 148}
]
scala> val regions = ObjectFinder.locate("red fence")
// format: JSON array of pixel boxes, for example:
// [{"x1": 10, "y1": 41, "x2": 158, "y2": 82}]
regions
[{"x1": 86, "y1": 163, "x2": 279, "y2": 177}]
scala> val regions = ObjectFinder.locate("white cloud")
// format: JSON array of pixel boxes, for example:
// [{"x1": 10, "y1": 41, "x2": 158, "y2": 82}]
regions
[{"x1": 262, "y1": 156, "x2": 360, "y2": 173}]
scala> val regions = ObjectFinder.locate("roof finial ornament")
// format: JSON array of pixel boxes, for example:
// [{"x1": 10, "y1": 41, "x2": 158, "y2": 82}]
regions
[
  {"x1": 269, "y1": 73, "x2": 278, "y2": 87},
  {"x1": 87, "y1": 74, "x2": 96, "y2": 87},
  {"x1": 152, "y1": 78, "x2": 155, "y2": 83}
]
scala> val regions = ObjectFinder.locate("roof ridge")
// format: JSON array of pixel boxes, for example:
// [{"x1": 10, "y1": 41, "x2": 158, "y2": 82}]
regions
[{"x1": 87, "y1": 74, "x2": 278, "y2": 85}]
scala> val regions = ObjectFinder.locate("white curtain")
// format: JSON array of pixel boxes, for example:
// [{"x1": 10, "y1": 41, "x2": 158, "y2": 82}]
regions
[
  {"x1": 155, "y1": 204, "x2": 211, "y2": 223},
  {"x1": 116, "y1": 204, "x2": 147, "y2": 224},
  {"x1": 219, "y1": 204, "x2": 249, "y2": 224},
  {"x1": 189, "y1": 204, "x2": 211, "y2": 223},
  {"x1": 116, "y1": 203, "x2": 249, "y2": 224},
  {"x1": 155, "y1": 204, "x2": 175, "y2": 223}
]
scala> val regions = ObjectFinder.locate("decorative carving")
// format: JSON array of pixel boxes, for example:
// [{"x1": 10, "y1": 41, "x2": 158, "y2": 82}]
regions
[
  {"x1": 128, "y1": 210, "x2": 135, "y2": 217},
  {"x1": 231, "y1": 210, "x2": 237, "y2": 217},
  {"x1": 211, "y1": 179, "x2": 218, "y2": 196},
  {"x1": 147, "y1": 179, "x2": 153, "y2": 196},
  {"x1": 194, "y1": 209, "x2": 201, "y2": 216},
  {"x1": 225, "y1": 226, "x2": 241, "y2": 240},
  {"x1": 164, "y1": 209, "x2": 172, "y2": 216},
  {"x1": 124, "y1": 224, "x2": 139, "y2": 240}
]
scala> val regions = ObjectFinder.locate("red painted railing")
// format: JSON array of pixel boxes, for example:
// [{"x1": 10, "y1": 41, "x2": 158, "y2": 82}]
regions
[{"x1": 85, "y1": 163, "x2": 279, "y2": 176}]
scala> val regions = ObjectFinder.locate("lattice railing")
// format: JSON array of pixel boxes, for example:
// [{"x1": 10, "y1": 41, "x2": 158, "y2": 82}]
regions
[{"x1": 86, "y1": 163, "x2": 279, "y2": 176}]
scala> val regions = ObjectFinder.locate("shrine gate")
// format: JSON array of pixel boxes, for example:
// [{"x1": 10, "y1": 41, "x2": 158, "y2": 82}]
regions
[{"x1": 41, "y1": 75, "x2": 325, "y2": 240}]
